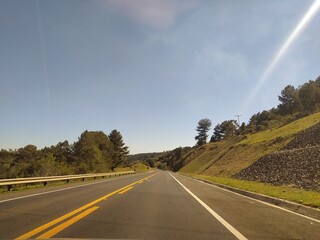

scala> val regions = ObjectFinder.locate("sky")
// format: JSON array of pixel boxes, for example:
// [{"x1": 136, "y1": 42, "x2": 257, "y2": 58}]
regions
[{"x1": 1, "y1": 0, "x2": 320, "y2": 154}]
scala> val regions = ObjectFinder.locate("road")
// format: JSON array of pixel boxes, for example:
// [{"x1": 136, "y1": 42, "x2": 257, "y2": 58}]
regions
[{"x1": 0, "y1": 170, "x2": 319, "y2": 239}]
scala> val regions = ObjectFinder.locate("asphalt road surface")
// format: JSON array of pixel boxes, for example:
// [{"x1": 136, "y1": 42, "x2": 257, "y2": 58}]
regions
[{"x1": 0, "y1": 170, "x2": 319, "y2": 239}]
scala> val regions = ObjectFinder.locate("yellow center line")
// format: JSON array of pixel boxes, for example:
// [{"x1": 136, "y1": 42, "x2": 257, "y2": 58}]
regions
[
  {"x1": 16, "y1": 172, "x2": 158, "y2": 240},
  {"x1": 36, "y1": 206, "x2": 99, "y2": 239},
  {"x1": 118, "y1": 186, "x2": 133, "y2": 194}
]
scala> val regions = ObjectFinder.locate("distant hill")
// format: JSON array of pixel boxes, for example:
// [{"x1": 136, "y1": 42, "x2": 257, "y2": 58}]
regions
[{"x1": 127, "y1": 152, "x2": 162, "y2": 164}]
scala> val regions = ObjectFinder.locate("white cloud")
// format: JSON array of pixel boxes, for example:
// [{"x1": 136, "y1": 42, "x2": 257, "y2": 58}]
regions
[{"x1": 104, "y1": 0, "x2": 197, "y2": 29}]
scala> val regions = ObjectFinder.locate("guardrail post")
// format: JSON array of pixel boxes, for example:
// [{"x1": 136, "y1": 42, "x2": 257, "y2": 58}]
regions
[
  {"x1": 82, "y1": 178, "x2": 85, "y2": 181},
  {"x1": 7, "y1": 185, "x2": 12, "y2": 191},
  {"x1": 66, "y1": 179, "x2": 70, "y2": 183},
  {"x1": 43, "y1": 181, "x2": 47, "y2": 186}
]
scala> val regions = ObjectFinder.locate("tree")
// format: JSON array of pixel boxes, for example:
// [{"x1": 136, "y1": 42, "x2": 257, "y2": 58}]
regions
[
  {"x1": 246, "y1": 108, "x2": 280, "y2": 132},
  {"x1": 109, "y1": 130, "x2": 129, "y2": 170},
  {"x1": 211, "y1": 120, "x2": 237, "y2": 141},
  {"x1": 211, "y1": 124, "x2": 223, "y2": 142},
  {"x1": 73, "y1": 131, "x2": 114, "y2": 173},
  {"x1": 237, "y1": 122, "x2": 246, "y2": 135},
  {"x1": 145, "y1": 158, "x2": 155, "y2": 168},
  {"x1": 278, "y1": 85, "x2": 300, "y2": 115},
  {"x1": 32, "y1": 154, "x2": 59, "y2": 177},
  {"x1": 195, "y1": 118, "x2": 212, "y2": 146},
  {"x1": 0, "y1": 149, "x2": 15, "y2": 178},
  {"x1": 16, "y1": 145, "x2": 38, "y2": 162},
  {"x1": 299, "y1": 81, "x2": 320, "y2": 114},
  {"x1": 9, "y1": 145, "x2": 39, "y2": 177},
  {"x1": 44, "y1": 140, "x2": 73, "y2": 164},
  {"x1": 154, "y1": 147, "x2": 191, "y2": 171}
]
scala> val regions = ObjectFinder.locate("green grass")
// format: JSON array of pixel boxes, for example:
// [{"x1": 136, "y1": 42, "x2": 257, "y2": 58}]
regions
[
  {"x1": 239, "y1": 111, "x2": 320, "y2": 145},
  {"x1": 0, "y1": 170, "x2": 139, "y2": 193},
  {"x1": 180, "y1": 140, "x2": 236, "y2": 174},
  {"x1": 180, "y1": 111, "x2": 320, "y2": 177},
  {"x1": 132, "y1": 162, "x2": 152, "y2": 172},
  {"x1": 0, "y1": 179, "x2": 79, "y2": 193},
  {"x1": 114, "y1": 167, "x2": 133, "y2": 172},
  {"x1": 114, "y1": 163, "x2": 153, "y2": 173},
  {"x1": 183, "y1": 173, "x2": 320, "y2": 208},
  {"x1": 180, "y1": 137, "x2": 286, "y2": 176},
  {"x1": 114, "y1": 162, "x2": 152, "y2": 172}
]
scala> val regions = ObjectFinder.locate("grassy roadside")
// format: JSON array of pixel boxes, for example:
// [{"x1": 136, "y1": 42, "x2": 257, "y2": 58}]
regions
[
  {"x1": 0, "y1": 168, "x2": 143, "y2": 194},
  {"x1": 131, "y1": 162, "x2": 152, "y2": 172},
  {"x1": 239, "y1": 111, "x2": 320, "y2": 145},
  {"x1": 180, "y1": 111, "x2": 320, "y2": 177},
  {"x1": 1, "y1": 165, "x2": 153, "y2": 193},
  {"x1": 181, "y1": 173, "x2": 320, "y2": 209},
  {"x1": 0, "y1": 178, "x2": 86, "y2": 193},
  {"x1": 115, "y1": 163, "x2": 153, "y2": 173}
]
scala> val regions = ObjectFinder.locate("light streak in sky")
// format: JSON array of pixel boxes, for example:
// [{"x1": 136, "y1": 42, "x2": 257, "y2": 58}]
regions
[
  {"x1": 241, "y1": 0, "x2": 320, "y2": 113},
  {"x1": 35, "y1": 0, "x2": 51, "y2": 111}
]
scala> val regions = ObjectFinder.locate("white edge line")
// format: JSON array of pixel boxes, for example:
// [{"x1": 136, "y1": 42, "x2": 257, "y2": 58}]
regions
[
  {"x1": 0, "y1": 174, "x2": 136, "y2": 204},
  {"x1": 169, "y1": 173, "x2": 248, "y2": 240},
  {"x1": 193, "y1": 178, "x2": 320, "y2": 224}
]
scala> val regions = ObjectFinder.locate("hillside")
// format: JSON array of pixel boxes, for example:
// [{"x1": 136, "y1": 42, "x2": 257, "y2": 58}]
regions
[
  {"x1": 179, "y1": 111, "x2": 320, "y2": 191},
  {"x1": 234, "y1": 122, "x2": 320, "y2": 191},
  {"x1": 127, "y1": 152, "x2": 162, "y2": 163}
]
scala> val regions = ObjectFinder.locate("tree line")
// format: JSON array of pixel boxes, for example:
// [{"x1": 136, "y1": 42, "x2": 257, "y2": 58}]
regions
[
  {"x1": 0, "y1": 129, "x2": 129, "y2": 178},
  {"x1": 154, "y1": 147, "x2": 192, "y2": 171},
  {"x1": 195, "y1": 75, "x2": 320, "y2": 146},
  {"x1": 137, "y1": 75, "x2": 320, "y2": 172}
]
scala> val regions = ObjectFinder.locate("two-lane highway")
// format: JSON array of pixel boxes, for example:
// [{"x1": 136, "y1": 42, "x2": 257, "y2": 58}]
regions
[{"x1": 0, "y1": 171, "x2": 319, "y2": 239}]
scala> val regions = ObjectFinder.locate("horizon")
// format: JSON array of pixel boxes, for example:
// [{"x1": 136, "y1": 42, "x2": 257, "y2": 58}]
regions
[{"x1": 1, "y1": 0, "x2": 320, "y2": 154}]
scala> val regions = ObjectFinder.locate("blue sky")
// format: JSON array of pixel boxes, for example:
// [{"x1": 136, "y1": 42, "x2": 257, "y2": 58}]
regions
[{"x1": 1, "y1": 0, "x2": 319, "y2": 154}]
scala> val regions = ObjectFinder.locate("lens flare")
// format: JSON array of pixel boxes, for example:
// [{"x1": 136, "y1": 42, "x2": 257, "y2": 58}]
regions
[
  {"x1": 35, "y1": 0, "x2": 51, "y2": 109},
  {"x1": 241, "y1": 0, "x2": 320, "y2": 113}
]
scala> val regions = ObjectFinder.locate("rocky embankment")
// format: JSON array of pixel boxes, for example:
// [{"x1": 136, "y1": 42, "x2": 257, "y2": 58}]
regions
[
  {"x1": 234, "y1": 123, "x2": 320, "y2": 191},
  {"x1": 283, "y1": 123, "x2": 320, "y2": 150}
]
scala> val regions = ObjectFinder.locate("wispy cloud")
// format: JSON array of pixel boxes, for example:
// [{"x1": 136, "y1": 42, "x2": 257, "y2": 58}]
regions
[
  {"x1": 193, "y1": 43, "x2": 249, "y2": 83},
  {"x1": 104, "y1": 0, "x2": 197, "y2": 29}
]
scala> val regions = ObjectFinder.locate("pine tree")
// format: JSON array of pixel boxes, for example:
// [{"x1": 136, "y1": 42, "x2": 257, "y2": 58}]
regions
[
  {"x1": 278, "y1": 85, "x2": 300, "y2": 115},
  {"x1": 211, "y1": 120, "x2": 237, "y2": 141},
  {"x1": 108, "y1": 130, "x2": 129, "y2": 170},
  {"x1": 195, "y1": 118, "x2": 212, "y2": 146}
]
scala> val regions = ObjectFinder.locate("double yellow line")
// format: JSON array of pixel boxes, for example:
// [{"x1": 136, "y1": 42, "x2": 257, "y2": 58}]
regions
[{"x1": 16, "y1": 173, "x2": 158, "y2": 239}]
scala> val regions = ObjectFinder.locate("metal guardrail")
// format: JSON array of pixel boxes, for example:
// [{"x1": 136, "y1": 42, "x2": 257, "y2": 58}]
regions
[{"x1": 0, "y1": 171, "x2": 135, "y2": 191}]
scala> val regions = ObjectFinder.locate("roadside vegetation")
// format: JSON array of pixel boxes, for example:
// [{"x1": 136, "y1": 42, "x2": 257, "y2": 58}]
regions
[
  {"x1": 147, "y1": 76, "x2": 320, "y2": 174},
  {"x1": 128, "y1": 76, "x2": 320, "y2": 207},
  {"x1": 0, "y1": 129, "x2": 130, "y2": 178},
  {"x1": 2, "y1": 75, "x2": 320, "y2": 206},
  {"x1": 132, "y1": 162, "x2": 152, "y2": 172},
  {"x1": 182, "y1": 174, "x2": 320, "y2": 209}
]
